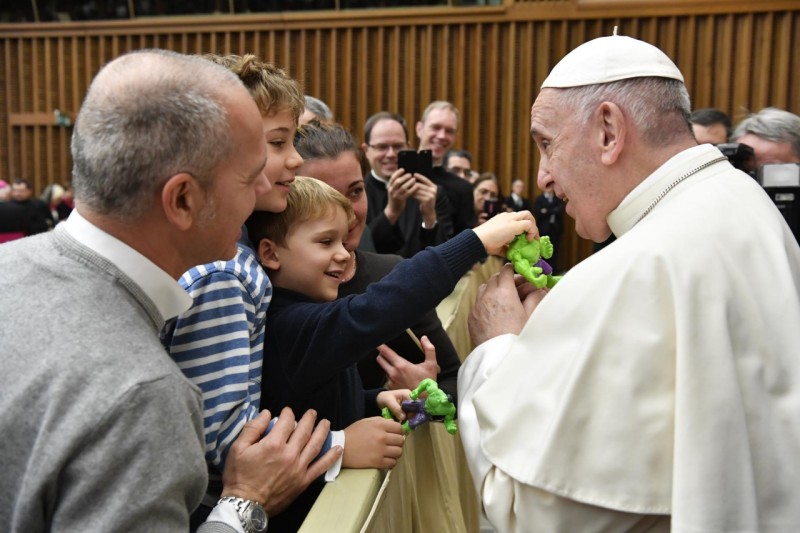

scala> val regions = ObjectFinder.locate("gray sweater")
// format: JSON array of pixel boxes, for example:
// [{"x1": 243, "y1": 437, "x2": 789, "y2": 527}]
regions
[{"x1": 0, "y1": 227, "x2": 229, "y2": 532}]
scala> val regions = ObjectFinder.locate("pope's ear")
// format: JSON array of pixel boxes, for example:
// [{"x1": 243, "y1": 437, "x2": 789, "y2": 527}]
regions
[
  {"x1": 161, "y1": 173, "x2": 202, "y2": 230},
  {"x1": 258, "y1": 238, "x2": 281, "y2": 270},
  {"x1": 596, "y1": 101, "x2": 625, "y2": 166}
]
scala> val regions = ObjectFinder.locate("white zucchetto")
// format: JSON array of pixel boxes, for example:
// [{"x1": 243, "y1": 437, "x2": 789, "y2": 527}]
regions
[{"x1": 541, "y1": 34, "x2": 684, "y2": 89}]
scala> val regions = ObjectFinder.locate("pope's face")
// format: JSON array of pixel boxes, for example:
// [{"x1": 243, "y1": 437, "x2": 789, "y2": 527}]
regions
[{"x1": 531, "y1": 89, "x2": 612, "y2": 242}]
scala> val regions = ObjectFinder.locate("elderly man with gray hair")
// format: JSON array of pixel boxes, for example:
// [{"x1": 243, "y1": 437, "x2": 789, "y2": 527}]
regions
[
  {"x1": 732, "y1": 106, "x2": 800, "y2": 167},
  {"x1": 0, "y1": 49, "x2": 340, "y2": 533},
  {"x1": 299, "y1": 94, "x2": 334, "y2": 125},
  {"x1": 459, "y1": 35, "x2": 800, "y2": 532}
]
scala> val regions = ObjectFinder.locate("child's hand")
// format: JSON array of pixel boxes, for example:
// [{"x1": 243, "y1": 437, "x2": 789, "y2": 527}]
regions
[
  {"x1": 377, "y1": 389, "x2": 412, "y2": 422},
  {"x1": 377, "y1": 335, "x2": 439, "y2": 391},
  {"x1": 473, "y1": 210, "x2": 538, "y2": 256},
  {"x1": 342, "y1": 417, "x2": 405, "y2": 469}
]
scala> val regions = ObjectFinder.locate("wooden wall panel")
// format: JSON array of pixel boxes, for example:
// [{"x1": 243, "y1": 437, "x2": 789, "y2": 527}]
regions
[{"x1": 1, "y1": 0, "x2": 798, "y2": 269}]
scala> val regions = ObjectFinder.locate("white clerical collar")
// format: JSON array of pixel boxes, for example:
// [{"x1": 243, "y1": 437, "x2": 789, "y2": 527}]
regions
[
  {"x1": 63, "y1": 209, "x2": 192, "y2": 320},
  {"x1": 370, "y1": 169, "x2": 389, "y2": 186},
  {"x1": 609, "y1": 144, "x2": 722, "y2": 236}
]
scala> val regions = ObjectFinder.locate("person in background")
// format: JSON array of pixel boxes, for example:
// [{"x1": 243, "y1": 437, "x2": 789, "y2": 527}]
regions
[
  {"x1": 40, "y1": 183, "x2": 73, "y2": 225},
  {"x1": 0, "y1": 49, "x2": 341, "y2": 533},
  {"x1": 472, "y1": 172, "x2": 503, "y2": 226},
  {"x1": 731, "y1": 107, "x2": 800, "y2": 167},
  {"x1": 10, "y1": 178, "x2": 52, "y2": 234},
  {"x1": 299, "y1": 95, "x2": 334, "y2": 125},
  {"x1": 362, "y1": 111, "x2": 453, "y2": 257},
  {"x1": 445, "y1": 149, "x2": 474, "y2": 181},
  {"x1": 689, "y1": 107, "x2": 731, "y2": 145},
  {"x1": 505, "y1": 179, "x2": 532, "y2": 212},
  {"x1": 0, "y1": 178, "x2": 30, "y2": 243},
  {"x1": 533, "y1": 187, "x2": 565, "y2": 270},
  {"x1": 459, "y1": 35, "x2": 800, "y2": 532},
  {"x1": 295, "y1": 121, "x2": 463, "y2": 403},
  {"x1": 416, "y1": 100, "x2": 477, "y2": 233},
  {"x1": 56, "y1": 185, "x2": 74, "y2": 221}
]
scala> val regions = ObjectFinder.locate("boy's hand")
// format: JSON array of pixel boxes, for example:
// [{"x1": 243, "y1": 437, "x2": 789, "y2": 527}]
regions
[
  {"x1": 472, "y1": 210, "x2": 538, "y2": 256},
  {"x1": 377, "y1": 389, "x2": 412, "y2": 421},
  {"x1": 221, "y1": 408, "x2": 342, "y2": 516},
  {"x1": 342, "y1": 417, "x2": 405, "y2": 469},
  {"x1": 377, "y1": 335, "x2": 439, "y2": 390}
]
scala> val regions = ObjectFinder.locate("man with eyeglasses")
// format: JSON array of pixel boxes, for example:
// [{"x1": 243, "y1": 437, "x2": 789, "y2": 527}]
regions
[
  {"x1": 416, "y1": 101, "x2": 477, "y2": 234},
  {"x1": 361, "y1": 111, "x2": 453, "y2": 258}
]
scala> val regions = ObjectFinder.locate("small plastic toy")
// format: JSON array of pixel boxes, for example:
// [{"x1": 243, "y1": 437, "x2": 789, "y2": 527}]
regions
[
  {"x1": 382, "y1": 378, "x2": 457, "y2": 435},
  {"x1": 506, "y1": 233, "x2": 561, "y2": 289}
]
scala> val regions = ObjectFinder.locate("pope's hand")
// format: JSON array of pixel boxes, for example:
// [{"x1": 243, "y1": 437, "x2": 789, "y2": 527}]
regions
[{"x1": 469, "y1": 264, "x2": 546, "y2": 346}]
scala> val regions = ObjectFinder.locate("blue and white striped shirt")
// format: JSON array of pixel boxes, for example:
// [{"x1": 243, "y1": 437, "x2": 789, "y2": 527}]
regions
[{"x1": 168, "y1": 244, "x2": 270, "y2": 479}]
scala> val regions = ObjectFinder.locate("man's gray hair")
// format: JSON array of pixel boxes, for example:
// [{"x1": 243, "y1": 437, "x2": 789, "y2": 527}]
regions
[
  {"x1": 71, "y1": 49, "x2": 242, "y2": 219},
  {"x1": 559, "y1": 77, "x2": 692, "y2": 148},
  {"x1": 304, "y1": 95, "x2": 334, "y2": 122},
  {"x1": 732, "y1": 107, "x2": 800, "y2": 159}
]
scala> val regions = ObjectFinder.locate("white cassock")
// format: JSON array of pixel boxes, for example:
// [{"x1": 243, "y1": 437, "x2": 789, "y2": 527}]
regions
[{"x1": 459, "y1": 144, "x2": 800, "y2": 533}]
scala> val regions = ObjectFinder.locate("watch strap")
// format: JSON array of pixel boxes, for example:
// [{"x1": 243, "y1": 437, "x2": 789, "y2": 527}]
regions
[{"x1": 217, "y1": 496, "x2": 267, "y2": 533}]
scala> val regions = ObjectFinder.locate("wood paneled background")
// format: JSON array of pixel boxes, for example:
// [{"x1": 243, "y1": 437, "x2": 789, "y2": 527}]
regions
[{"x1": 2, "y1": 0, "x2": 798, "y2": 267}]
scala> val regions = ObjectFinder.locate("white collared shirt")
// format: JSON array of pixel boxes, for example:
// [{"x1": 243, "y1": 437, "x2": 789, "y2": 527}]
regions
[{"x1": 63, "y1": 209, "x2": 192, "y2": 322}]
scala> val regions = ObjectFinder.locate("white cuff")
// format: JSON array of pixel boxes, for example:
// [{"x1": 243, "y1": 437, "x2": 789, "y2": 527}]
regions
[
  {"x1": 206, "y1": 500, "x2": 246, "y2": 533},
  {"x1": 324, "y1": 430, "x2": 345, "y2": 482}
]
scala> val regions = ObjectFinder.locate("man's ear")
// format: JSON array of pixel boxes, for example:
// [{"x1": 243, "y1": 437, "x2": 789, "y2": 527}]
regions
[
  {"x1": 361, "y1": 142, "x2": 370, "y2": 155},
  {"x1": 596, "y1": 102, "x2": 626, "y2": 166},
  {"x1": 161, "y1": 173, "x2": 203, "y2": 230},
  {"x1": 415, "y1": 121, "x2": 424, "y2": 139},
  {"x1": 258, "y1": 238, "x2": 281, "y2": 270}
]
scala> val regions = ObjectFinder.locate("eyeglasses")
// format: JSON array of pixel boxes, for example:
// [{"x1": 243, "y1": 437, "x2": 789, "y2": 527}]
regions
[{"x1": 367, "y1": 143, "x2": 407, "y2": 153}]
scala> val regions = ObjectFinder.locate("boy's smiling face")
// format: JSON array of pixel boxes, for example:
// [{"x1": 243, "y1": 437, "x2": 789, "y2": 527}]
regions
[
  {"x1": 267, "y1": 206, "x2": 351, "y2": 301},
  {"x1": 254, "y1": 107, "x2": 304, "y2": 213}
]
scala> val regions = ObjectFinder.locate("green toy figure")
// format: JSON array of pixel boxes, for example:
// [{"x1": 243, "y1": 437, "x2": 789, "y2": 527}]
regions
[
  {"x1": 506, "y1": 233, "x2": 561, "y2": 289},
  {"x1": 382, "y1": 378, "x2": 457, "y2": 435}
]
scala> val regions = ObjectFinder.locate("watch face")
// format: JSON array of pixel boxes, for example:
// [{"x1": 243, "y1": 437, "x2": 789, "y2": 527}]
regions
[{"x1": 247, "y1": 504, "x2": 268, "y2": 532}]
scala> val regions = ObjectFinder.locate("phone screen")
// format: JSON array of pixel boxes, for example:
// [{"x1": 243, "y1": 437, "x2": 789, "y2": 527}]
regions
[
  {"x1": 484, "y1": 198, "x2": 502, "y2": 218},
  {"x1": 398, "y1": 150, "x2": 433, "y2": 177}
]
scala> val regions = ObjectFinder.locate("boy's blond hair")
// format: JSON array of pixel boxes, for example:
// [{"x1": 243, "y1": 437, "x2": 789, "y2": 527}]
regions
[
  {"x1": 202, "y1": 53, "x2": 304, "y2": 121},
  {"x1": 246, "y1": 176, "x2": 355, "y2": 249}
]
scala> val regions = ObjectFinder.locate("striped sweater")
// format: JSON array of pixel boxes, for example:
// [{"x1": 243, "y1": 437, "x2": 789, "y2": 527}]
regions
[{"x1": 166, "y1": 243, "x2": 269, "y2": 499}]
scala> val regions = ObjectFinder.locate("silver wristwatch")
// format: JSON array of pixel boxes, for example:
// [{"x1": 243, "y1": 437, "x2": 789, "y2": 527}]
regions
[{"x1": 218, "y1": 496, "x2": 268, "y2": 533}]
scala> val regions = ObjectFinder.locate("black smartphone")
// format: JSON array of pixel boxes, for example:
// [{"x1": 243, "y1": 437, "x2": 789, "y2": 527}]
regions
[
  {"x1": 484, "y1": 198, "x2": 502, "y2": 219},
  {"x1": 398, "y1": 149, "x2": 433, "y2": 177}
]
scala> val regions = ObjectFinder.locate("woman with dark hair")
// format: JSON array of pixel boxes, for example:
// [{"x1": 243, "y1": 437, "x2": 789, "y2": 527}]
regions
[{"x1": 293, "y1": 121, "x2": 462, "y2": 401}]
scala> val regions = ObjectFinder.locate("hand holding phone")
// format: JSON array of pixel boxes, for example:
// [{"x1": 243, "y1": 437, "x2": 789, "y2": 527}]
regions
[{"x1": 398, "y1": 150, "x2": 433, "y2": 177}]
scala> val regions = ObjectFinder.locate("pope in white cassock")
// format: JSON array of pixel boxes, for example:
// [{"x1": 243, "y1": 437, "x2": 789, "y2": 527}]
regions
[{"x1": 458, "y1": 34, "x2": 800, "y2": 532}]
